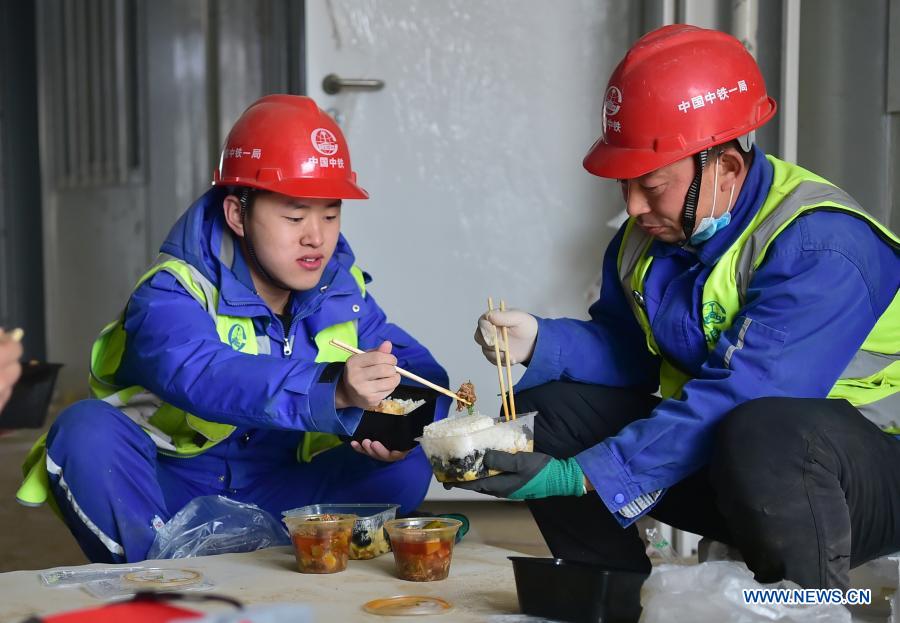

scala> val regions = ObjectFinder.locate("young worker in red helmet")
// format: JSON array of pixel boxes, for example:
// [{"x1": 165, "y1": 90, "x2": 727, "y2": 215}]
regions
[
  {"x1": 17, "y1": 95, "x2": 450, "y2": 562},
  {"x1": 449, "y1": 25, "x2": 900, "y2": 590}
]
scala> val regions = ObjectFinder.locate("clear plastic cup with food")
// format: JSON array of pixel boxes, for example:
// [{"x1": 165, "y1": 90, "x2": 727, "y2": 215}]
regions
[
  {"x1": 384, "y1": 517, "x2": 462, "y2": 581},
  {"x1": 283, "y1": 504, "x2": 399, "y2": 560},
  {"x1": 282, "y1": 513, "x2": 356, "y2": 574}
]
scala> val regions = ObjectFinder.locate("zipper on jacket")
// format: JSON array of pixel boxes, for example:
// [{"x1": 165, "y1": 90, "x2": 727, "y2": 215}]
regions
[
  {"x1": 282, "y1": 311, "x2": 303, "y2": 357},
  {"x1": 227, "y1": 284, "x2": 349, "y2": 359}
]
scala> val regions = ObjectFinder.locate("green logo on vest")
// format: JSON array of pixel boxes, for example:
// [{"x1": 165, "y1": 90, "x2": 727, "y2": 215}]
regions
[
  {"x1": 702, "y1": 301, "x2": 726, "y2": 344},
  {"x1": 228, "y1": 324, "x2": 248, "y2": 351}
]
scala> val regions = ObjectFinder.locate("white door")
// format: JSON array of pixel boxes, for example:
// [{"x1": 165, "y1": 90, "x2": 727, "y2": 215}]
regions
[{"x1": 305, "y1": 0, "x2": 633, "y2": 498}]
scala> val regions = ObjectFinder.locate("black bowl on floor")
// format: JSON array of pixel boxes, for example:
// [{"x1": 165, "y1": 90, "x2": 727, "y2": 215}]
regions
[
  {"x1": 0, "y1": 361, "x2": 62, "y2": 429},
  {"x1": 509, "y1": 556, "x2": 648, "y2": 623}
]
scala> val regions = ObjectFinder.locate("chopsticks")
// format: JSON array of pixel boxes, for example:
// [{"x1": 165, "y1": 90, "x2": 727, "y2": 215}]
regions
[
  {"x1": 500, "y1": 300, "x2": 517, "y2": 420},
  {"x1": 487, "y1": 298, "x2": 516, "y2": 421},
  {"x1": 487, "y1": 298, "x2": 510, "y2": 422},
  {"x1": 328, "y1": 339, "x2": 472, "y2": 406}
]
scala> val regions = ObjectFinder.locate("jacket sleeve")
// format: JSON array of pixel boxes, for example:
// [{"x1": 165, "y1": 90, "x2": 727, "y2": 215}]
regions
[
  {"x1": 576, "y1": 213, "x2": 898, "y2": 526},
  {"x1": 517, "y1": 225, "x2": 660, "y2": 393},
  {"x1": 116, "y1": 271, "x2": 362, "y2": 435},
  {"x1": 355, "y1": 287, "x2": 452, "y2": 422}
]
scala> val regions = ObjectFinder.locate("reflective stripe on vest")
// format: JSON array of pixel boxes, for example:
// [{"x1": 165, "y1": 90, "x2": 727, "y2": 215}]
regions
[{"x1": 617, "y1": 156, "x2": 900, "y2": 430}]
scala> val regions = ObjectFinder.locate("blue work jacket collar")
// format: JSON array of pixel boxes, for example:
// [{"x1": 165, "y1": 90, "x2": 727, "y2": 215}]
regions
[{"x1": 159, "y1": 187, "x2": 364, "y2": 325}]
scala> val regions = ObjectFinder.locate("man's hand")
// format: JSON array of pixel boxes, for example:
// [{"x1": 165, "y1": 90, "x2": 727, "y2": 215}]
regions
[
  {"x1": 335, "y1": 341, "x2": 401, "y2": 410},
  {"x1": 0, "y1": 329, "x2": 23, "y2": 410},
  {"x1": 445, "y1": 450, "x2": 585, "y2": 500},
  {"x1": 474, "y1": 309, "x2": 538, "y2": 365},
  {"x1": 350, "y1": 439, "x2": 410, "y2": 462}
]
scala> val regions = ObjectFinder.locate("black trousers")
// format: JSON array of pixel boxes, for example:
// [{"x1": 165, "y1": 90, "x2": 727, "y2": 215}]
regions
[{"x1": 517, "y1": 382, "x2": 900, "y2": 589}]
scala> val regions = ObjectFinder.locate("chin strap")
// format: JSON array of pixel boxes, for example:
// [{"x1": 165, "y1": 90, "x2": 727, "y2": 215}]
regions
[
  {"x1": 680, "y1": 148, "x2": 709, "y2": 244},
  {"x1": 239, "y1": 188, "x2": 294, "y2": 292}
]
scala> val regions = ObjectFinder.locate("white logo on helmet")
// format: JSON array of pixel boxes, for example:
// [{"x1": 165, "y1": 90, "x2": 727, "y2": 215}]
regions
[
  {"x1": 604, "y1": 86, "x2": 622, "y2": 116},
  {"x1": 601, "y1": 86, "x2": 623, "y2": 143},
  {"x1": 311, "y1": 128, "x2": 339, "y2": 156}
]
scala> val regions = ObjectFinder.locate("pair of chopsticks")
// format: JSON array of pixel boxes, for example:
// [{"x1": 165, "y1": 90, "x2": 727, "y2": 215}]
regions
[
  {"x1": 487, "y1": 298, "x2": 516, "y2": 421},
  {"x1": 329, "y1": 339, "x2": 472, "y2": 406}
]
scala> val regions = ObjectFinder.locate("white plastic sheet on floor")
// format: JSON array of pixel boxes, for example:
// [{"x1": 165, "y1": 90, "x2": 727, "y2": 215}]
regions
[{"x1": 641, "y1": 561, "x2": 853, "y2": 623}]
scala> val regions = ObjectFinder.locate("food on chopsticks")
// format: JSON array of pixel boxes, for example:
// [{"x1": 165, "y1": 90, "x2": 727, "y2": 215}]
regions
[
  {"x1": 283, "y1": 513, "x2": 355, "y2": 574},
  {"x1": 418, "y1": 411, "x2": 534, "y2": 482},
  {"x1": 455, "y1": 381, "x2": 477, "y2": 413}
]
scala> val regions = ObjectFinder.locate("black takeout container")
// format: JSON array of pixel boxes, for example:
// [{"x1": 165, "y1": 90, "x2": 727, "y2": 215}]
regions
[
  {"x1": 509, "y1": 556, "x2": 648, "y2": 623},
  {"x1": 0, "y1": 362, "x2": 62, "y2": 429},
  {"x1": 345, "y1": 385, "x2": 437, "y2": 451}
]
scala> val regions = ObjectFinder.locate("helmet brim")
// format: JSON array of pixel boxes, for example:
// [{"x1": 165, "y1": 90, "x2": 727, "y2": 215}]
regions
[{"x1": 214, "y1": 176, "x2": 369, "y2": 200}]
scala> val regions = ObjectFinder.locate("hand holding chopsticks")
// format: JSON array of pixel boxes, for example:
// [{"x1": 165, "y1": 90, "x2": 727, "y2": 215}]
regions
[{"x1": 329, "y1": 339, "x2": 472, "y2": 406}]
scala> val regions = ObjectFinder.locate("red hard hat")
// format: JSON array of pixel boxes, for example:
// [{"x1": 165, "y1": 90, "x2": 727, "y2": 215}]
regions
[
  {"x1": 213, "y1": 94, "x2": 368, "y2": 200},
  {"x1": 583, "y1": 25, "x2": 776, "y2": 180}
]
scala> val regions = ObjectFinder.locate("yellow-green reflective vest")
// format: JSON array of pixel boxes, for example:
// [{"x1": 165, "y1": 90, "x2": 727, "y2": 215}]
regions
[
  {"x1": 617, "y1": 156, "x2": 900, "y2": 430},
  {"x1": 17, "y1": 254, "x2": 366, "y2": 507}
]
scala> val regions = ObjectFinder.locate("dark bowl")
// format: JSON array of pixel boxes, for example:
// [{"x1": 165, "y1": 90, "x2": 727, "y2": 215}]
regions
[
  {"x1": 343, "y1": 385, "x2": 438, "y2": 451},
  {"x1": 0, "y1": 361, "x2": 62, "y2": 429},
  {"x1": 509, "y1": 556, "x2": 648, "y2": 623}
]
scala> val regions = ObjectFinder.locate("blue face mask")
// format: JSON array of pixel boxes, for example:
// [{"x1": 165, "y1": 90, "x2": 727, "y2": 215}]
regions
[
  {"x1": 690, "y1": 152, "x2": 735, "y2": 245},
  {"x1": 690, "y1": 211, "x2": 732, "y2": 244}
]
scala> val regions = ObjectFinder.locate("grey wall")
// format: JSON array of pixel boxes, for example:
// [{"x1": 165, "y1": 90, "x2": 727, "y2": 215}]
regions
[
  {"x1": 0, "y1": 0, "x2": 46, "y2": 360},
  {"x1": 30, "y1": 0, "x2": 900, "y2": 404},
  {"x1": 37, "y1": 0, "x2": 304, "y2": 400},
  {"x1": 798, "y1": 0, "x2": 898, "y2": 227}
]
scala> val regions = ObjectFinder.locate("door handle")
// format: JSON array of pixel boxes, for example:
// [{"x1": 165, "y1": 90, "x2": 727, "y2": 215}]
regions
[{"x1": 322, "y1": 73, "x2": 385, "y2": 95}]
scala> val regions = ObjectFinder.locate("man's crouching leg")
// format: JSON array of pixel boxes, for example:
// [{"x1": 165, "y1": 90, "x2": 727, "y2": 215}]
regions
[
  {"x1": 712, "y1": 397, "x2": 900, "y2": 590},
  {"x1": 46, "y1": 400, "x2": 170, "y2": 563},
  {"x1": 515, "y1": 382, "x2": 660, "y2": 572}
]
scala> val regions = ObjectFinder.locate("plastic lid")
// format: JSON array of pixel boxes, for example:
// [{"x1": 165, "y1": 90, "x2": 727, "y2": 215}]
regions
[
  {"x1": 121, "y1": 568, "x2": 203, "y2": 589},
  {"x1": 362, "y1": 595, "x2": 453, "y2": 616}
]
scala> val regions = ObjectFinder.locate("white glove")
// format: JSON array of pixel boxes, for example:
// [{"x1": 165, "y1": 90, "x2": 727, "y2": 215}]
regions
[{"x1": 474, "y1": 309, "x2": 538, "y2": 365}]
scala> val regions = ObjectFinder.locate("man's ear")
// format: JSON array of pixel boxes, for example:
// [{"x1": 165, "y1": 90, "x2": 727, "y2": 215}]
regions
[
  {"x1": 223, "y1": 194, "x2": 245, "y2": 238},
  {"x1": 718, "y1": 149, "x2": 745, "y2": 189}
]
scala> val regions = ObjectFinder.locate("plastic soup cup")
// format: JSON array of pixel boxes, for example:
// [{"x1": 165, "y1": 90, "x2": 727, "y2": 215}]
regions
[
  {"x1": 283, "y1": 513, "x2": 356, "y2": 574},
  {"x1": 384, "y1": 518, "x2": 462, "y2": 581}
]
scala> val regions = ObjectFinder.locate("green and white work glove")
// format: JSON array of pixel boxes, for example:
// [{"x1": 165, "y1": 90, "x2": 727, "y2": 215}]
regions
[{"x1": 445, "y1": 450, "x2": 585, "y2": 500}]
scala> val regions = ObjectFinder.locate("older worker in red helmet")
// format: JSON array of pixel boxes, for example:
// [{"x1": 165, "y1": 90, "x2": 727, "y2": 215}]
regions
[{"x1": 449, "y1": 25, "x2": 900, "y2": 590}]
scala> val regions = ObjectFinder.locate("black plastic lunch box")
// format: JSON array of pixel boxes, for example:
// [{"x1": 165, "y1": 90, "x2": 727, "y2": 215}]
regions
[{"x1": 509, "y1": 556, "x2": 648, "y2": 623}]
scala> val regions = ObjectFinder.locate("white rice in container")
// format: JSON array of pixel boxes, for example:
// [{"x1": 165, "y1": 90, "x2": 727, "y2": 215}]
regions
[{"x1": 418, "y1": 412, "x2": 536, "y2": 481}]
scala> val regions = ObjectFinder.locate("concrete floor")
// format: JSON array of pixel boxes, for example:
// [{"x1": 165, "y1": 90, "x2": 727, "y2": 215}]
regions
[
  {"x1": 4, "y1": 419, "x2": 893, "y2": 622},
  {"x1": 0, "y1": 417, "x2": 549, "y2": 573}
]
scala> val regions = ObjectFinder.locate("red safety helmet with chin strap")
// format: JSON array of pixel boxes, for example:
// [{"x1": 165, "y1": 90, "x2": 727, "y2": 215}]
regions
[
  {"x1": 213, "y1": 94, "x2": 368, "y2": 200},
  {"x1": 583, "y1": 24, "x2": 776, "y2": 181}
]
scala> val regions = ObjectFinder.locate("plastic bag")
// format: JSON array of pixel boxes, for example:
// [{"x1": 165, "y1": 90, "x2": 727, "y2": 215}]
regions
[
  {"x1": 147, "y1": 495, "x2": 290, "y2": 559},
  {"x1": 848, "y1": 554, "x2": 899, "y2": 622},
  {"x1": 640, "y1": 561, "x2": 851, "y2": 623}
]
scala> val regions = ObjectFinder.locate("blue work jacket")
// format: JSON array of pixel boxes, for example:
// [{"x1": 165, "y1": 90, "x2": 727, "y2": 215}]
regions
[
  {"x1": 518, "y1": 147, "x2": 900, "y2": 525},
  {"x1": 115, "y1": 187, "x2": 449, "y2": 490}
]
